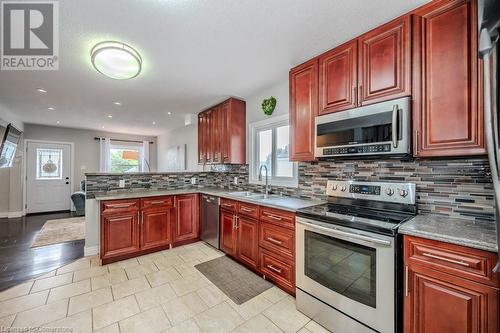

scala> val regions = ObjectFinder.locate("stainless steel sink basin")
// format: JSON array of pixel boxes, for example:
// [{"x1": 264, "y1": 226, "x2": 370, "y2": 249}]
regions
[{"x1": 227, "y1": 192, "x2": 281, "y2": 201}]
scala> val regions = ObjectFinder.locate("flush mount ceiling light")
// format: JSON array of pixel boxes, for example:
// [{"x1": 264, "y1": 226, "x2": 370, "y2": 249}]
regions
[
  {"x1": 91, "y1": 41, "x2": 142, "y2": 80},
  {"x1": 36, "y1": 88, "x2": 47, "y2": 93}
]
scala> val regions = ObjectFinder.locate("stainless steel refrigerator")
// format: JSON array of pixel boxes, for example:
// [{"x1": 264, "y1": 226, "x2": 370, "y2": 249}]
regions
[{"x1": 479, "y1": 0, "x2": 500, "y2": 272}]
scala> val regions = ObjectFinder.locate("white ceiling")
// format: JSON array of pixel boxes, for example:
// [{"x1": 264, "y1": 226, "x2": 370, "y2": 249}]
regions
[{"x1": 0, "y1": 0, "x2": 429, "y2": 136}]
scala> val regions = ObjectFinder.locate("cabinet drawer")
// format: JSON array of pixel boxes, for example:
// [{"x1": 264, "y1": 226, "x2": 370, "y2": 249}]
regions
[
  {"x1": 141, "y1": 196, "x2": 174, "y2": 210},
  {"x1": 260, "y1": 249, "x2": 294, "y2": 293},
  {"x1": 238, "y1": 202, "x2": 259, "y2": 219},
  {"x1": 259, "y1": 222, "x2": 294, "y2": 260},
  {"x1": 220, "y1": 198, "x2": 238, "y2": 212},
  {"x1": 101, "y1": 199, "x2": 139, "y2": 215},
  {"x1": 260, "y1": 207, "x2": 295, "y2": 230},
  {"x1": 405, "y1": 236, "x2": 499, "y2": 287}
]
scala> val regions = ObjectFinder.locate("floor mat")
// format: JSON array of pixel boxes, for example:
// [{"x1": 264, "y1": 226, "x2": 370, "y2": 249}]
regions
[
  {"x1": 195, "y1": 256, "x2": 273, "y2": 304},
  {"x1": 31, "y1": 216, "x2": 85, "y2": 248}
]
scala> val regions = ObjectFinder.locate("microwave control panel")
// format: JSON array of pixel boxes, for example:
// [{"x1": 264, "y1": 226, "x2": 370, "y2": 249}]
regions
[{"x1": 322, "y1": 144, "x2": 391, "y2": 156}]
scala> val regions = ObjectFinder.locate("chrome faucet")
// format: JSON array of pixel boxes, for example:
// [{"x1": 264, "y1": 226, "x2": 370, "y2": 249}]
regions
[{"x1": 258, "y1": 165, "x2": 270, "y2": 199}]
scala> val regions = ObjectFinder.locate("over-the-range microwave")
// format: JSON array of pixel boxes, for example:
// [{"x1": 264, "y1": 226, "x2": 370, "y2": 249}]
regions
[{"x1": 315, "y1": 96, "x2": 411, "y2": 158}]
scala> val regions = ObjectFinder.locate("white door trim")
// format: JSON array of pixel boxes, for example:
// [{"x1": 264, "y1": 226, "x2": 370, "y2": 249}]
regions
[{"x1": 23, "y1": 139, "x2": 75, "y2": 215}]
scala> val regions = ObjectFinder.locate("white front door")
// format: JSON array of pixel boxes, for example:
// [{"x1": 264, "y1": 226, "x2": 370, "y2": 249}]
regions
[{"x1": 26, "y1": 142, "x2": 72, "y2": 213}]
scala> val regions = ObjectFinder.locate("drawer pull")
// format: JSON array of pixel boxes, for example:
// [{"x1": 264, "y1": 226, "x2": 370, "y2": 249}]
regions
[
  {"x1": 266, "y1": 214, "x2": 283, "y2": 221},
  {"x1": 110, "y1": 203, "x2": 133, "y2": 208},
  {"x1": 422, "y1": 252, "x2": 470, "y2": 267},
  {"x1": 241, "y1": 207, "x2": 254, "y2": 212},
  {"x1": 266, "y1": 264, "x2": 282, "y2": 274},
  {"x1": 266, "y1": 237, "x2": 283, "y2": 245},
  {"x1": 150, "y1": 201, "x2": 165, "y2": 205},
  {"x1": 222, "y1": 203, "x2": 234, "y2": 208}
]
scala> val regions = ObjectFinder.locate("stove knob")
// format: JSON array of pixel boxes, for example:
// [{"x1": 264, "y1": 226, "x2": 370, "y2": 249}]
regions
[
  {"x1": 340, "y1": 185, "x2": 347, "y2": 192},
  {"x1": 385, "y1": 188, "x2": 394, "y2": 196},
  {"x1": 332, "y1": 184, "x2": 338, "y2": 191},
  {"x1": 399, "y1": 189, "x2": 408, "y2": 197}
]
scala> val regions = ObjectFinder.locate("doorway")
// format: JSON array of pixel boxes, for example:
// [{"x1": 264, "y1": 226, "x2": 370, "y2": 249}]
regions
[{"x1": 26, "y1": 141, "x2": 73, "y2": 214}]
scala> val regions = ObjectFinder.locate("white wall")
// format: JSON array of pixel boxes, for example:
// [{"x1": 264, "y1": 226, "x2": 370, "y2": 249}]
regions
[
  {"x1": 24, "y1": 124, "x2": 158, "y2": 191},
  {"x1": 156, "y1": 75, "x2": 290, "y2": 171}
]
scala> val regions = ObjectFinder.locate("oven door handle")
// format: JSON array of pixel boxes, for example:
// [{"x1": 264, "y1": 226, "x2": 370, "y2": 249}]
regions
[
  {"x1": 297, "y1": 219, "x2": 392, "y2": 247},
  {"x1": 391, "y1": 104, "x2": 398, "y2": 148}
]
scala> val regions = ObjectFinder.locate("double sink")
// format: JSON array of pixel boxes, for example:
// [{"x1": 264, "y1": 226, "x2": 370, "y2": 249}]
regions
[{"x1": 226, "y1": 191, "x2": 282, "y2": 201}]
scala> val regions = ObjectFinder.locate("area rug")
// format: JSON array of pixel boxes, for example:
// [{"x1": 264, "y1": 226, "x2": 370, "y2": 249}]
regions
[
  {"x1": 195, "y1": 256, "x2": 273, "y2": 304},
  {"x1": 31, "y1": 217, "x2": 85, "y2": 248}
]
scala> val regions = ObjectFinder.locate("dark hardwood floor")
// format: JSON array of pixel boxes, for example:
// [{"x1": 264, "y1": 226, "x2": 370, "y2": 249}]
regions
[{"x1": 0, "y1": 212, "x2": 84, "y2": 292}]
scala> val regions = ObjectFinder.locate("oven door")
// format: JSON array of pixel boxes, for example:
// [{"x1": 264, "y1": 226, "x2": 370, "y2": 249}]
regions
[
  {"x1": 296, "y1": 217, "x2": 395, "y2": 333},
  {"x1": 315, "y1": 96, "x2": 410, "y2": 157}
]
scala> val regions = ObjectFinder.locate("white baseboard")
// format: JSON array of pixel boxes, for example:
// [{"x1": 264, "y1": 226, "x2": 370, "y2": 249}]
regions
[
  {"x1": 84, "y1": 246, "x2": 99, "y2": 256},
  {"x1": 0, "y1": 211, "x2": 24, "y2": 218}
]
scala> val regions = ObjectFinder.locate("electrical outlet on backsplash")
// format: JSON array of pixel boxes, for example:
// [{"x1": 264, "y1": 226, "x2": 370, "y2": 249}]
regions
[{"x1": 85, "y1": 157, "x2": 495, "y2": 222}]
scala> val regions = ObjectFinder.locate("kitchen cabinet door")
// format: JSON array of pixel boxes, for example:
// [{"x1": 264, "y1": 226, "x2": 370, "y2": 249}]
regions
[
  {"x1": 405, "y1": 268, "x2": 498, "y2": 333},
  {"x1": 204, "y1": 110, "x2": 213, "y2": 163},
  {"x1": 358, "y1": 15, "x2": 411, "y2": 105},
  {"x1": 211, "y1": 106, "x2": 221, "y2": 163},
  {"x1": 198, "y1": 114, "x2": 206, "y2": 163},
  {"x1": 220, "y1": 209, "x2": 237, "y2": 256},
  {"x1": 289, "y1": 58, "x2": 318, "y2": 161},
  {"x1": 412, "y1": 0, "x2": 485, "y2": 156},
  {"x1": 319, "y1": 40, "x2": 358, "y2": 114},
  {"x1": 172, "y1": 194, "x2": 199, "y2": 244},
  {"x1": 141, "y1": 208, "x2": 172, "y2": 251},
  {"x1": 101, "y1": 211, "x2": 140, "y2": 264},
  {"x1": 236, "y1": 216, "x2": 259, "y2": 269}
]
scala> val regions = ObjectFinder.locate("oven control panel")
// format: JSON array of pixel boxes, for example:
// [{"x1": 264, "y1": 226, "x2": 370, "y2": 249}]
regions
[{"x1": 326, "y1": 180, "x2": 416, "y2": 205}]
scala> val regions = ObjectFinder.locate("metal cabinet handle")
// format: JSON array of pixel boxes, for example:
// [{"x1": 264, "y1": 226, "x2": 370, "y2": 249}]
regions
[
  {"x1": 150, "y1": 201, "x2": 165, "y2": 205},
  {"x1": 266, "y1": 237, "x2": 283, "y2": 245},
  {"x1": 111, "y1": 203, "x2": 133, "y2": 209},
  {"x1": 266, "y1": 214, "x2": 283, "y2": 221},
  {"x1": 235, "y1": 216, "x2": 239, "y2": 229},
  {"x1": 137, "y1": 212, "x2": 140, "y2": 225},
  {"x1": 392, "y1": 104, "x2": 399, "y2": 148},
  {"x1": 421, "y1": 252, "x2": 470, "y2": 267},
  {"x1": 241, "y1": 207, "x2": 254, "y2": 212},
  {"x1": 353, "y1": 86, "x2": 357, "y2": 103},
  {"x1": 222, "y1": 203, "x2": 233, "y2": 208},
  {"x1": 266, "y1": 265, "x2": 282, "y2": 274},
  {"x1": 141, "y1": 211, "x2": 144, "y2": 224},
  {"x1": 405, "y1": 266, "x2": 409, "y2": 297}
]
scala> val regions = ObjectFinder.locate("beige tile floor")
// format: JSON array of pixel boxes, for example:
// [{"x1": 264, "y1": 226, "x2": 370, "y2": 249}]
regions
[{"x1": 0, "y1": 241, "x2": 331, "y2": 333}]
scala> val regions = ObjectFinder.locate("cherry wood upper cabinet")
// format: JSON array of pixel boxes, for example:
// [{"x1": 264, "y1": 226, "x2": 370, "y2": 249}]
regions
[
  {"x1": 319, "y1": 40, "x2": 358, "y2": 114},
  {"x1": 198, "y1": 98, "x2": 246, "y2": 164},
  {"x1": 412, "y1": 0, "x2": 485, "y2": 157},
  {"x1": 358, "y1": 15, "x2": 411, "y2": 105},
  {"x1": 289, "y1": 58, "x2": 318, "y2": 162},
  {"x1": 172, "y1": 194, "x2": 199, "y2": 244}
]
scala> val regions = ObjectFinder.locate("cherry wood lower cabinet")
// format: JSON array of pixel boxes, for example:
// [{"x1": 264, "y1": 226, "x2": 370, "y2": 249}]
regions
[
  {"x1": 101, "y1": 201, "x2": 141, "y2": 264},
  {"x1": 219, "y1": 199, "x2": 296, "y2": 294},
  {"x1": 404, "y1": 236, "x2": 499, "y2": 333},
  {"x1": 100, "y1": 194, "x2": 200, "y2": 264},
  {"x1": 172, "y1": 194, "x2": 200, "y2": 245}
]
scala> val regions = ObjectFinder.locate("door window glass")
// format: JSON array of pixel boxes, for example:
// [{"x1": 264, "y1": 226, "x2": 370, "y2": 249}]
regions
[
  {"x1": 304, "y1": 230, "x2": 377, "y2": 308},
  {"x1": 36, "y1": 148, "x2": 63, "y2": 180}
]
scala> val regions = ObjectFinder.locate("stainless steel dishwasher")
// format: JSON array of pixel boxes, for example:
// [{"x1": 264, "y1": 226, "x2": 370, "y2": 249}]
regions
[{"x1": 200, "y1": 194, "x2": 220, "y2": 249}]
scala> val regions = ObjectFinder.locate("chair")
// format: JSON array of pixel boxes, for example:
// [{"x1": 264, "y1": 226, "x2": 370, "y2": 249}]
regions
[{"x1": 71, "y1": 181, "x2": 86, "y2": 216}]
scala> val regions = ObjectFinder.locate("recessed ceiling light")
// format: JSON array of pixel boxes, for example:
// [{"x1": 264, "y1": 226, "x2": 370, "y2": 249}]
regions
[
  {"x1": 56, "y1": 121, "x2": 60, "y2": 124},
  {"x1": 102, "y1": 126, "x2": 105, "y2": 129},
  {"x1": 47, "y1": 107, "x2": 55, "y2": 111},
  {"x1": 36, "y1": 88, "x2": 47, "y2": 93},
  {"x1": 113, "y1": 101, "x2": 121, "y2": 106},
  {"x1": 167, "y1": 112, "x2": 172, "y2": 115},
  {"x1": 91, "y1": 41, "x2": 142, "y2": 80},
  {"x1": 152, "y1": 121, "x2": 156, "y2": 125},
  {"x1": 107, "y1": 114, "x2": 113, "y2": 118}
]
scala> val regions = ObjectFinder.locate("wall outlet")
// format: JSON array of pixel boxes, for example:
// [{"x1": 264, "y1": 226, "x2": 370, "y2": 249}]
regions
[
  {"x1": 233, "y1": 177, "x2": 238, "y2": 185},
  {"x1": 119, "y1": 179, "x2": 125, "y2": 188},
  {"x1": 191, "y1": 177, "x2": 197, "y2": 185}
]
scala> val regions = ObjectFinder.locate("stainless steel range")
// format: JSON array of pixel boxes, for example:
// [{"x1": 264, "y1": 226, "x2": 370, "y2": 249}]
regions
[{"x1": 295, "y1": 180, "x2": 416, "y2": 333}]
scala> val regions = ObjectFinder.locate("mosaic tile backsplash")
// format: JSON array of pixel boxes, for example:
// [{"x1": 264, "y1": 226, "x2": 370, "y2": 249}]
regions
[{"x1": 86, "y1": 157, "x2": 495, "y2": 222}]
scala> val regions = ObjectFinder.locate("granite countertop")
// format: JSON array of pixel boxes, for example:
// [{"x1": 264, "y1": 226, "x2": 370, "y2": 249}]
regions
[
  {"x1": 399, "y1": 214, "x2": 498, "y2": 253},
  {"x1": 93, "y1": 187, "x2": 323, "y2": 212}
]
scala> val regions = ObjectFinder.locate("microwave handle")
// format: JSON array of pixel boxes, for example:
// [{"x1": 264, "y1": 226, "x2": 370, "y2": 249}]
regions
[{"x1": 392, "y1": 104, "x2": 398, "y2": 148}]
